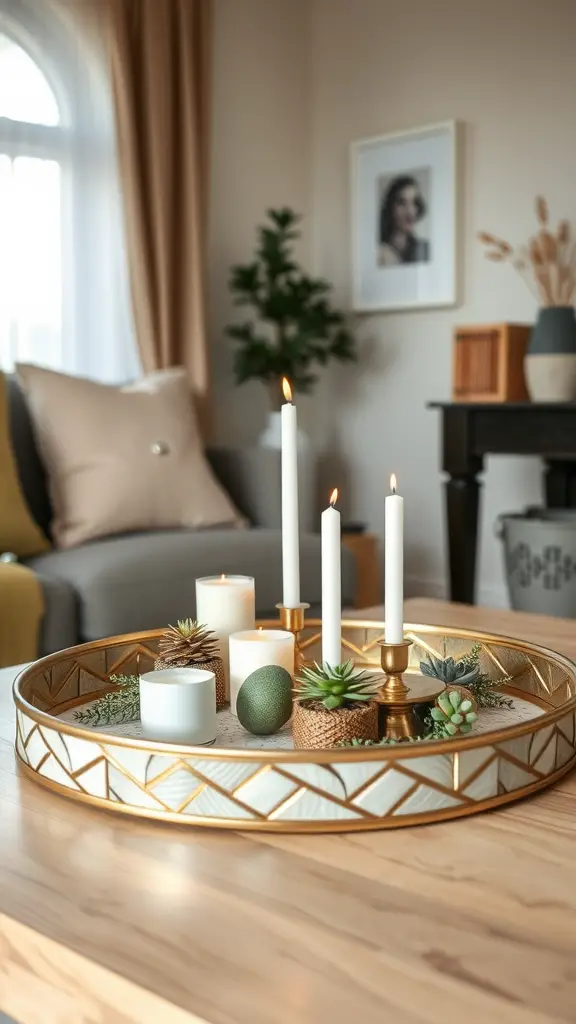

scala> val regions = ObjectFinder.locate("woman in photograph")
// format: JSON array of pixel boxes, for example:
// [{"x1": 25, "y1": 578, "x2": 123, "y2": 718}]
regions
[{"x1": 378, "y1": 174, "x2": 430, "y2": 266}]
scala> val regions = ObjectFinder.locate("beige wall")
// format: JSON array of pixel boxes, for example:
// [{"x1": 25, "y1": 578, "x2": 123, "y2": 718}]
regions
[
  {"x1": 210, "y1": 0, "x2": 576, "y2": 605},
  {"x1": 308, "y1": 0, "x2": 576, "y2": 604},
  {"x1": 209, "y1": 0, "x2": 310, "y2": 443}
]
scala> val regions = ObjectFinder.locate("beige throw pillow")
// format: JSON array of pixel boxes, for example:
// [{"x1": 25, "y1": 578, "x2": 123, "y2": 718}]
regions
[{"x1": 16, "y1": 364, "x2": 242, "y2": 549}]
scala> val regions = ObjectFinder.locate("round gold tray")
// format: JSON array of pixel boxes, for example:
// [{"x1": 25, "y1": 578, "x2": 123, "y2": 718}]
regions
[{"x1": 13, "y1": 620, "x2": 576, "y2": 832}]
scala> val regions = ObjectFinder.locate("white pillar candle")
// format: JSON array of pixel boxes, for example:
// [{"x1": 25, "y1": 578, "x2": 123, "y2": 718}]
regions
[
  {"x1": 321, "y1": 488, "x2": 341, "y2": 667},
  {"x1": 139, "y1": 668, "x2": 217, "y2": 745},
  {"x1": 229, "y1": 629, "x2": 295, "y2": 714},
  {"x1": 195, "y1": 575, "x2": 255, "y2": 694},
  {"x1": 281, "y1": 378, "x2": 301, "y2": 608},
  {"x1": 385, "y1": 473, "x2": 404, "y2": 643}
]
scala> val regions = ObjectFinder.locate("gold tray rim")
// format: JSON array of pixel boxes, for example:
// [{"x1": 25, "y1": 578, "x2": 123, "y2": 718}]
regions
[
  {"x1": 16, "y1": 757, "x2": 575, "y2": 832},
  {"x1": 13, "y1": 620, "x2": 576, "y2": 763}
]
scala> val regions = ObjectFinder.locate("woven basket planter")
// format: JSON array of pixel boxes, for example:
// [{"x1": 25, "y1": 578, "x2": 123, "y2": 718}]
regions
[
  {"x1": 292, "y1": 700, "x2": 378, "y2": 749},
  {"x1": 154, "y1": 656, "x2": 227, "y2": 709}
]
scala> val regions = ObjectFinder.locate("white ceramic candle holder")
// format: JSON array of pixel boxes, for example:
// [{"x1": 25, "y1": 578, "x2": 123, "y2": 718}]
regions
[
  {"x1": 228, "y1": 629, "x2": 295, "y2": 714},
  {"x1": 139, "y1": 668, "x2": 217, "y2": 745}
]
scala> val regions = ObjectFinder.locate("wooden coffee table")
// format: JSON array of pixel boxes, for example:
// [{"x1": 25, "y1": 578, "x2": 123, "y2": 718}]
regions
[{"x1": 1, "y1": 598, "x2": 576, "y2": 1023}]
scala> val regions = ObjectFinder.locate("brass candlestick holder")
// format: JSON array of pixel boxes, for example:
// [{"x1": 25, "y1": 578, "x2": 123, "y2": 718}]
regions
[
  {"x1": 377, "y1": 639, "x2": 444, "y2": 741},
  {"x1": 277, "y1": 603, "x2": 310, "y2": 673}
]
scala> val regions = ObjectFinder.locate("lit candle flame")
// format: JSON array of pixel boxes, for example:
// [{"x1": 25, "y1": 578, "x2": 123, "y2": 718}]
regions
[
  {"x1": 282, "y1": 377, "x2": 293, "y2": 403},
  {"x1": 390, "y1": 474, "x2": 397, "y2": 494},
  {"x1": 220, "y1": 573, "x2": 226, "y2": 580},
  {"x1": 329, "y1": 488, "x2": 338, "y2": 507}
]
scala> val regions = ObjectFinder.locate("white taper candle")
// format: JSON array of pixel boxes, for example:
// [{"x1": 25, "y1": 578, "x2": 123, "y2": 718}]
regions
[
  {"x1": 321, "y1": 489, "x2": 341, "y2": 666},
  {"x1": 281, "y1": 378, "x2": 301, "y2": 607},
  {"x1": 385, "y1": 474, "x2": 404, "y2": 643}
]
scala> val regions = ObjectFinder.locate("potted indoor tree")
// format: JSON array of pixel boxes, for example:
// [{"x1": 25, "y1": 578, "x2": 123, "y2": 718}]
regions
[{"x1": 226, "y1": 207, "x2": 356, "y2": 443}]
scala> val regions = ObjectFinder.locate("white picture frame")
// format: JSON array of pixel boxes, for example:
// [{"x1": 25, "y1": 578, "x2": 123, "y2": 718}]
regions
[{"x1": 351, "y1": 121, "x2": 458, "y2": 313}]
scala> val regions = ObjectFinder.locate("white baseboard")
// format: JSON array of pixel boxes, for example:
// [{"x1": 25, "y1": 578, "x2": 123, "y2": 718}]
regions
[{"x1": 405, "y1": 575, "x2": 509, "y2": 610}]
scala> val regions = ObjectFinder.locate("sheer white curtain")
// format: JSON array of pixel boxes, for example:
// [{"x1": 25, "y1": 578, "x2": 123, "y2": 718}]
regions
[{"x1": 0, "y1": 0, "x2": 140, "y2": 382}]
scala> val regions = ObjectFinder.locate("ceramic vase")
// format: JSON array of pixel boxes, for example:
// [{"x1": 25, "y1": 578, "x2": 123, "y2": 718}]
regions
[{"x1": 525, "y1": 307, "x2": 576, "y2": 402}]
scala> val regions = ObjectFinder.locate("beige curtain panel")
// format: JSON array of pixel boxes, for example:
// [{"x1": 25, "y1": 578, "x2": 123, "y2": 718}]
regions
[{"x1": 107, "y1": 0, "x2": 212, "y2": 425}]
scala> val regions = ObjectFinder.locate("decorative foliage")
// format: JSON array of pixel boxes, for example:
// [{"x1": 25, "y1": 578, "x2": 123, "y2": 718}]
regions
[
  {"x1": 295, "y1": 660, "x2": 378, "y2": 711},
  {"x1": 74, "y1": 674, "x2": 139, "y2": 726},
  {"x1": 421, "y1": 652, "x2": 479, "y2": 688},
  {"x1": 158, "y1": 619, "x2": 219, "y2": 667},
  {"x1": 421, "y1": 643, "x2": 513, "y2": 710},
  {"x1": 226, "y1": 208, "x2": 356, "y2": 398},
  {"x1": 478, "y1": 197, "x2": 576, "y2": 306},
  {"x1": 338, "y1": 736, "x2": 425, "y2": 747},
  {"x1": 427, "y1": 688, "x2": 478, "y2": 739}
]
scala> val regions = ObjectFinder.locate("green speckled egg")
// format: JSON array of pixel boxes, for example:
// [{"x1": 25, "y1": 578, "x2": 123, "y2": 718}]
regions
[{"x1": 236, "y1": 665, "x2": 293, "y2": 735}]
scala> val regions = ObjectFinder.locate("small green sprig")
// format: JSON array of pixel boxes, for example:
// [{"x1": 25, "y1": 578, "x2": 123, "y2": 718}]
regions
[
  {"x1": 74, "y1": 674, "x2": 139, "y2": 726},
  {"x1": 295, "y1": 660, "x2": 378, "y2": 711},
  {"x1": 338, "y1": 735, "x2": 426, "y2": 747}
]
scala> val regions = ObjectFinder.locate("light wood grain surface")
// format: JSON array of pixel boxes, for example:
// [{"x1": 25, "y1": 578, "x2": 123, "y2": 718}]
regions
[{"x1": 1, "y1": 598, "x2": 576, "y2": 1024}]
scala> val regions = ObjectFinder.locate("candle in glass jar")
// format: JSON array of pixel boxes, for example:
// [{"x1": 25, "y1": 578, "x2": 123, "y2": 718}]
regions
[
  {"x1": 321, "y1": 488, "x2": 341, "y2": 667},
  {"x1": 195, "y1": 575, "x2": 255, "y2": 693},
  {"x1": 384, "y1": 474, "x2": 404, "y2": 643},
  {"x1": 228, "y1": 629, "x2": 295, "y2": 714},
  {"x1": 281, "y1": 378, "x2": 301, "y2": 608}
]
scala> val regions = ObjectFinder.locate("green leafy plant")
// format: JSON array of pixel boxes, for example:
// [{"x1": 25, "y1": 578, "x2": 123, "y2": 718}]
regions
[
  {"x1": 227, "y1": 208, "x2": 356, "y2": 401},
  {"x1": 74, "y1": 674, "x2": 139, "y2": 727},
  {"x1": 295, "y1": 661, "x2": 378, "y2": 711},
  {"x1": 338, "y1": 735, "x2": 425, "y2": 747},
  {"x1": 427, "y1": 689, "x2": 478, "y2": 739},
  {"x1": 420, "y1": 644, "x2": 513, "y2": 710}
]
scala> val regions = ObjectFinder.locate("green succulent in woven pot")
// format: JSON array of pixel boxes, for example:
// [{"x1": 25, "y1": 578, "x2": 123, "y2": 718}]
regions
[
  {"x1": 155, "y1": 619, "x2": 227, "y2": 708},
  {"x1": 292, "y1": 661, "x2": 379, "y2": 749}
]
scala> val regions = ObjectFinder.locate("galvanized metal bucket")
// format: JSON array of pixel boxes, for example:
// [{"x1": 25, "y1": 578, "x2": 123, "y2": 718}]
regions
[{"x1": 496, "y1": 507, "x2": 576, "y2": 617}]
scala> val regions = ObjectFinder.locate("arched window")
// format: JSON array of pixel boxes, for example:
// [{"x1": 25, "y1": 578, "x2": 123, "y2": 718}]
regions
[{"x1": 0, "y1": 1, "x2": 139, "y2": 381}]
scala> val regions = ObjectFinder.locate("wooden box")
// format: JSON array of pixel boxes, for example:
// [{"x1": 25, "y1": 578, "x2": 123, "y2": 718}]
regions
[{"x1": 452, "y1": 323, "x2": 530, "y2": 402}]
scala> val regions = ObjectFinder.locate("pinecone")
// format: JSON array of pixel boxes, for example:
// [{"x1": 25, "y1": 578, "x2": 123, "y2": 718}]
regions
[
  {"x1": 157, "y1": 619, "x2": 219, "y2": 667},
  {"x1": 155, "y1": 620, "x2": 227, "y2": 708}
]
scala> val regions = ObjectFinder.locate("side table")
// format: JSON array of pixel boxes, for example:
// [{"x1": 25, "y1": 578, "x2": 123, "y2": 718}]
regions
[
  {"x1": 429, "y1": 401, "x2": 576, "y2": 604},
  {"x1": 342, "y1": 532, "x2": 382, "y2": 608}
]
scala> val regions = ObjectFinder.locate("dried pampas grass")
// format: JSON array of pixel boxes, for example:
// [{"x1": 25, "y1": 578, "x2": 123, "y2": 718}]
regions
[{"x1": 478, "y1": 196, "x2": 576, "y2": 307}]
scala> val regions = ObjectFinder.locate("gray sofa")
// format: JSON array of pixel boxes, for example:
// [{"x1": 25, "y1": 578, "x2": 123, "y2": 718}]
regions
[{"x1": 7, "y1": 377, "x2": 355, "y2": 655}]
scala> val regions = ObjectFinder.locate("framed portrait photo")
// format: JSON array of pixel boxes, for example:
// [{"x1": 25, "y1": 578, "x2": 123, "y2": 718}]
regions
[{"x1": 351, "y1": 121, "x2": 458, "y2": 312}]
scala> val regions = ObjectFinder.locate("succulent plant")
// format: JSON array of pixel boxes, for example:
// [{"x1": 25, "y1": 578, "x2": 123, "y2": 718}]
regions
[
  {"x1": 295, "y1": 660, "x2": 378, "y2": 711},
  {"x1": 429, "y1": 688, "x2": 478, "y2": 738},
  {"x1": 422, "y1": 643, "x2": 514, "y2": 710},
  {"x1": 421, "y1": 652, "x2": 480, "y2": 688}
]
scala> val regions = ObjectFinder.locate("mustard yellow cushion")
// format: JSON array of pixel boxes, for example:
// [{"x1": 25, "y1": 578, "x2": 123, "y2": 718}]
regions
[{"x1": 0, "y1": 373, "x2": 50, "y2": 557}]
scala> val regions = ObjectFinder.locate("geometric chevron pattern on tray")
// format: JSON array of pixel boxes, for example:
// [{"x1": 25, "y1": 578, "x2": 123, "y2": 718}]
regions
[{"x1": 13, "y1": 622, "x2": 576, "y2": 832}]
